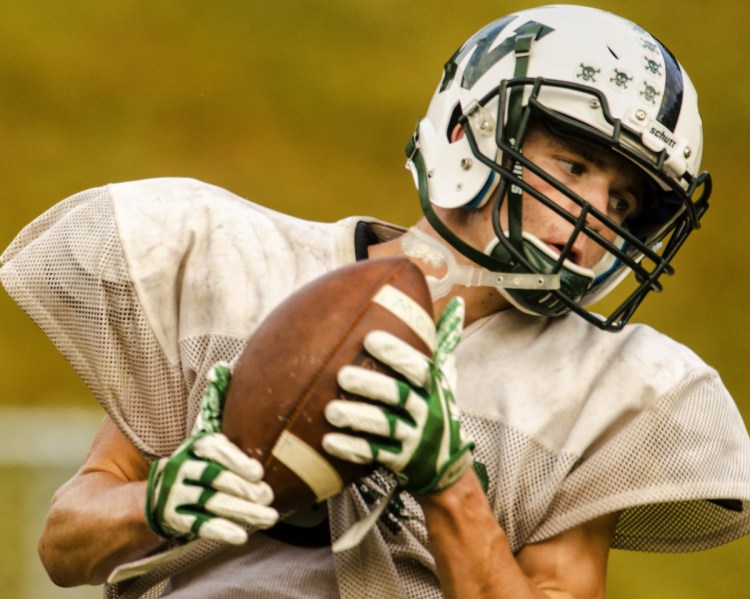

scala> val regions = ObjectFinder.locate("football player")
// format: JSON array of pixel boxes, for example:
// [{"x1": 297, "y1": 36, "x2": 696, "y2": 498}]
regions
[{"x1": 2, "y1": 5, "x2": 749, "y2": 599}]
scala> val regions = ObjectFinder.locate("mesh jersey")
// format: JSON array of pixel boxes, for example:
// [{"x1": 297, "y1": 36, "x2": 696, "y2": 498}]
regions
[{"x1": 2, "y1": 178, "x2": 750, "y2": 599}]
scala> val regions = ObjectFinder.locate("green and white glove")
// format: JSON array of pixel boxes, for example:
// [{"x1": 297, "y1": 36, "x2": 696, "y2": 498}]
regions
[
  {"x1": 323, "y1": 298, "x2": 474, "y2": 495},
  {"x1": 146, "y1": 364, "x2": 279, "y2": 545}
]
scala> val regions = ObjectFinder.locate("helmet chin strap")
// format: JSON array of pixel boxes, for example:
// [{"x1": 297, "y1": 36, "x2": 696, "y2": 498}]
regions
[
  {"x1": 486, "y1": 235, "x2": 595, "y2": 317},
  {"x1": 400, "y1": 228, "x2": 560, "y2": 301},
  {"x1": 407, "y1": 131, "x2": 594, "y2": 315}
]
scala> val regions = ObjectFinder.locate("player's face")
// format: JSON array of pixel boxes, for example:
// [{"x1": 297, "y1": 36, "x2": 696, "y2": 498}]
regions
[{"x1": 500, "y1": 124, "x2": 646, "y2": 269}]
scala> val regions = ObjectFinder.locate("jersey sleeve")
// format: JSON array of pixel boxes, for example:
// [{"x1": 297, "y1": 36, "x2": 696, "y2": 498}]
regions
[
  {"x1": 528, "y1": 367, "x2": 750, "y2": 552},
  {"x1": 0, "y1": 184, "x2": 189, "y2": 458},
  {"x1": 453, "y1": 312, "x2": 750, "y2": 555},
  {"x1": 1, "y1": 178, "x2": 343, "y2": 460}
]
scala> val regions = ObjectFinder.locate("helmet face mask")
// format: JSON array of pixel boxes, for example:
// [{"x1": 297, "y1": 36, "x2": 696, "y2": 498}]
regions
[{"x1": 407, "y1": 5, "x2": 712, "y2": 330}]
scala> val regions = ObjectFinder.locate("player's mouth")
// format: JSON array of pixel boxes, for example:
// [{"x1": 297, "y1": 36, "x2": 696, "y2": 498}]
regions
[{"x1": 546, "y1": 242, "x2": 584, "y2": 267}]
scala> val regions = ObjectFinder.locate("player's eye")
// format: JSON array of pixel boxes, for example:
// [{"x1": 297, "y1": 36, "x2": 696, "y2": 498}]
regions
[
  {"x1": 608, "y1": 194, "x2": 639, "y2": 221},
  {"x1": 556, "y1": 157, "x2": 585, "y2": 176}
]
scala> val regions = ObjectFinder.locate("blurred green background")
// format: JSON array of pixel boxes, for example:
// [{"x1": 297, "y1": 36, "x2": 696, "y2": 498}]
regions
[{"x1": 0, "y1": 1, "x2": 748, "y2": 597}]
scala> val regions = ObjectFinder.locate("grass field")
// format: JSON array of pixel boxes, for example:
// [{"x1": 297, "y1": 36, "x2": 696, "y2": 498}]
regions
[{"x1": 2, "y1": 1, "x2": 750, "y2": 597}]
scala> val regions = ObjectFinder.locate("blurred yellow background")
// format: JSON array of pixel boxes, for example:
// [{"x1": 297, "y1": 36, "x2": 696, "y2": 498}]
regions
[{"x1": 0, "y1": 1, "x2": 748, "y2": 597}]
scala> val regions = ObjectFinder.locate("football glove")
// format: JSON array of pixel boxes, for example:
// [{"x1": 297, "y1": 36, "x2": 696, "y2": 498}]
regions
[
  {"x1": 146, "y1": 364, "x2": 279, "y2": 545},
  {"x1": 323, "y1": 297, "x2": 474, "y2": 495}
]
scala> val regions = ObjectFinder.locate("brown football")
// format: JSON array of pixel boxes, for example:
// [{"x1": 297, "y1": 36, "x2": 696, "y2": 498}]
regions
[{"x1": 221, "y1": 257, "x2": 434, "y2": 513}]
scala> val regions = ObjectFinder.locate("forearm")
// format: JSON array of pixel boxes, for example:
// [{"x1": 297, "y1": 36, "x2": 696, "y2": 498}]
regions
[
  {"x1": 38, "y1": 473, "x2": 162, "y2": 586},
  {"x1": 418, "y1": 470, "x2": 546, "y2": 599}
]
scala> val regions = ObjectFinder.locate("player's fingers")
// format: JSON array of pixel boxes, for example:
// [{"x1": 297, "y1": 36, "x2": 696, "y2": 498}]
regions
[
  {"x1": 337, "y1": 366, "x2": 402, "y2": 406},
  {"x1": 322, "y1": 432, "x2": 375, "y2": 464},
  {"x1": 325, "y1": 399, "x2": 393, "y2": 437},
  {"x1": 198, "y1": 518, "x2": 248, "y2": 545},
  {"x1": 211, "y1": 470, "x2": 275, "y2": 506},
  {"x1": 205, "y1": 493, "x2": 279, "y2": 529},
  {"x1": 193, "y1": 433, "x2": 265, "y2": 482},
  {"x1": 363, "y1": 330, "x2": 430, "y2": 387},
  {"x1": 366, "y1": 445, "x2": 403, "y2": 472},
  {"x1": 179, "y1": 460, "x2": 222, "y2": 489}
]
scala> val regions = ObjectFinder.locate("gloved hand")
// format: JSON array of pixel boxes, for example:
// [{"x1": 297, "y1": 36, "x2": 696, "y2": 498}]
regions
[
  {"x1": 146, "y1": 364, "x2": 279, "y2": 545},
  {"x1": 322, "y1": 298, "x2": 474, "y2": 495}
]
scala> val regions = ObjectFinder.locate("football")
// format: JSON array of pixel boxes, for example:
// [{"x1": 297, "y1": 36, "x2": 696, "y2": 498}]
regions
[{"x1": 221, "y1": 257, "x2": 434, "y2": 513}]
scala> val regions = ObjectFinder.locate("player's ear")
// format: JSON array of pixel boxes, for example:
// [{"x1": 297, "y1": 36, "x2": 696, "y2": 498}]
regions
[{"x1": 449, "y1": 124, "x2": 464, "y2": 143}]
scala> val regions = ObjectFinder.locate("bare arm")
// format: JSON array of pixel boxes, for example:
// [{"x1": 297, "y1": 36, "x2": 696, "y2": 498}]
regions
[
  {"x1": 418, "y1": 469, "x2": 619, "y2": 599},
  {"x1": 38, "y1": 415, "x2": 163, "y2": 587}
]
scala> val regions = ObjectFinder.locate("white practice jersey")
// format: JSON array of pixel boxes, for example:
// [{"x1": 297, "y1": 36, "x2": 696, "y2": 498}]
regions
[{"x1": 2, "y1": 178, "x2": 750, "y2": 599}]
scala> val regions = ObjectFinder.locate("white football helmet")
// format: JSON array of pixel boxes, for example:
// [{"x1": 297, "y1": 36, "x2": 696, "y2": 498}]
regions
[{"x1": 405, "y1": 4, "x2": 711, "y2": 330}]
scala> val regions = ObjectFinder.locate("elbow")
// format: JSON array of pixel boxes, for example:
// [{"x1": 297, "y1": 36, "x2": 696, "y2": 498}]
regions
[
  {"x1": 38, "y1": 537, "x2": 75, "y2": 587},
  {"x1": 38, "y1": 525, "x2": 99, "y2": 587}
]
